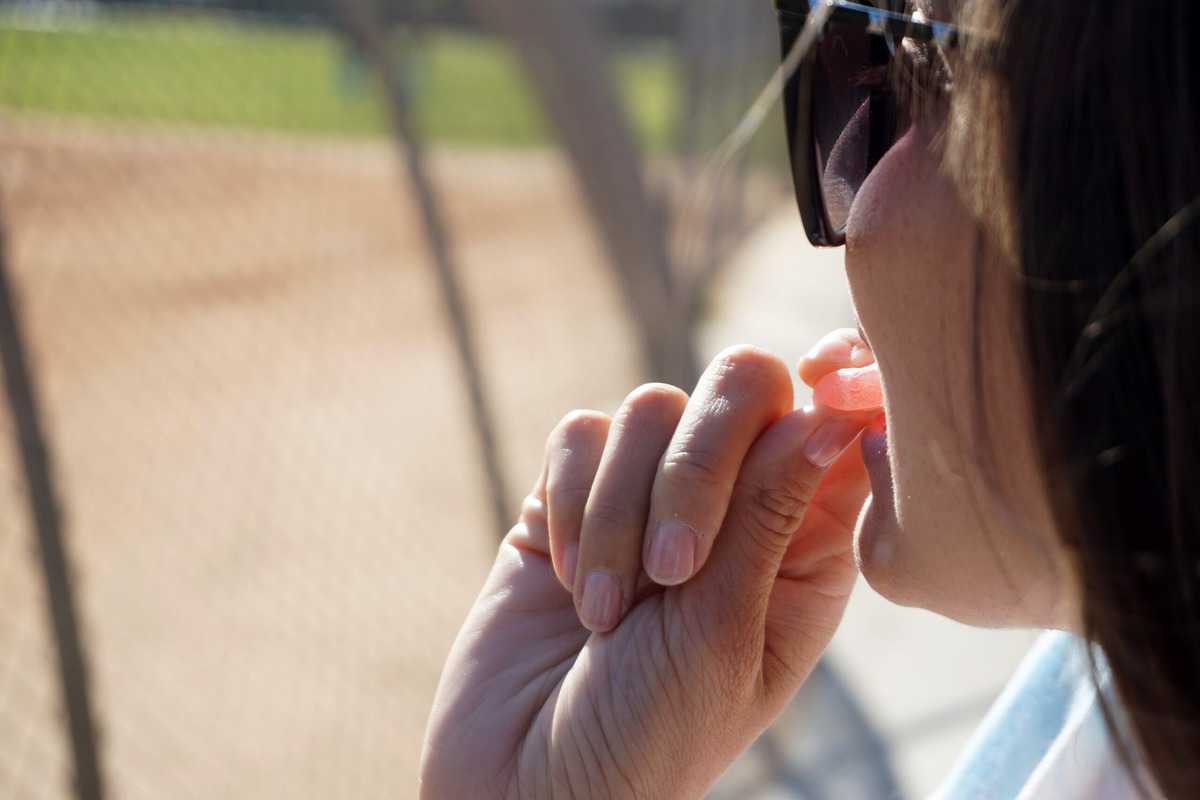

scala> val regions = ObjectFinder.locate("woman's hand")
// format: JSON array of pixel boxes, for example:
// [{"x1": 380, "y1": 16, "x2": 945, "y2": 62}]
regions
[{"x1": 421, "y1": 339, "x2": 878, "y2": 799}]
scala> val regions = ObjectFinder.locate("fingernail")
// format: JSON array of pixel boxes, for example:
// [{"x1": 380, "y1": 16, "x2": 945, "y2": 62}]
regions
[
  {"x1": 803, "y1": 420, "x2": 859, "y2": 468},
  {"x1": 579, "y1": 570, "x2": 620, "y2": 631},
  {"x1": 646, "y1": 520, "x2": 696, "y2": 585},
  {"x1": 562, "y1": 543, "x2": 579, "y2": 590}
]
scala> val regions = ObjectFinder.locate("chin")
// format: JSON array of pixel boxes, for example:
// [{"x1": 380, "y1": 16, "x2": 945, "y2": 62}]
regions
[
  {"x1": 853, "y1": 491, "x2": 920, "y2": 609},
  {"x1": 854, "y1": 502, "x2": 1058, "y2": 628},
  {"x1": 853, "y1": 424, "x2": 921, "y2": 608}
]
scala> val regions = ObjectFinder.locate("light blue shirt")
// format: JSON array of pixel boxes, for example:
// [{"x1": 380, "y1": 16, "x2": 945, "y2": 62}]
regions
[{"x1": 936, "y1": 631, "x2": 1152, "y2": 800}]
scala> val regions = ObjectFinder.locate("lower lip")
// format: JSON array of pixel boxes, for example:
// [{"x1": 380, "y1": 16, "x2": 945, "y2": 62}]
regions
[
  {"x1": 856, "y1": 323, "x2": 871, "y2": 351},
  {"x1": 861, "y1": 418, "x2": 891, "y2": 492}
]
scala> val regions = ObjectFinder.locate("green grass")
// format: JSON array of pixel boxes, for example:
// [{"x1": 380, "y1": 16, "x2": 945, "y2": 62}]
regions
[{"x1": 0, "y1": 11, "x2": 678, "y2": 149}]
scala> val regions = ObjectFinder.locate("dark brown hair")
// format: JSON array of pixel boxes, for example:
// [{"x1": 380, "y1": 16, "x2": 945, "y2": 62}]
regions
[{"x1": 950, "y1": 1, "x2": 1200, "y2": 796}]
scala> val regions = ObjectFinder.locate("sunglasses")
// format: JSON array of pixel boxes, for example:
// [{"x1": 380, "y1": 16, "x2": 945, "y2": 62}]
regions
[{"x1": 776, "y1": 0, "x2": 962, "y2": 246}]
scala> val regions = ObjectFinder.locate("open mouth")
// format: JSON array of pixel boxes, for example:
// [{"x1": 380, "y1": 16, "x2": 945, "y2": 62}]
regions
[
  {"x1": 856, "y1": 322, "x2": 872, "y2": 353},
  {"x1": 799, "y1": 327, "x2": 884, "y2": 417},
  {"x1": 799, "y1": 326, "x2": 890, "y2": 482}
]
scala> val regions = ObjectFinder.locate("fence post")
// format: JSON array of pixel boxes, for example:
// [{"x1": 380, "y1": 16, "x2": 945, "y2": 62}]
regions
[
  {"x1": 335, "y1": 0, "x2": 513, "y2": 539},
  {"x1": 466, "y1": 0, "x2": 700, "y2": 389},
  {"x1": 0, "y1": 209, "x2": 105, "y2": 798}
]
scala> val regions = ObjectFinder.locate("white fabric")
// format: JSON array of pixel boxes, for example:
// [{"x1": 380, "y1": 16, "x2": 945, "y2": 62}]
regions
[{"x1": 935, "y1": 630, "x2": 1157, "y2": 800}]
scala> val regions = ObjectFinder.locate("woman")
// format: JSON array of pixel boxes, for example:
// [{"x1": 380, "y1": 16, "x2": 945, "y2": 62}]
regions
[{"x1": 421, "y1": 0, "x2": 1200, "y2": 796}]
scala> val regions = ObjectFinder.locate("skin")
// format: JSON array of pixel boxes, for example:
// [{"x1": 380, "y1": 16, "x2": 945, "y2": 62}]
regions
[
  {"x1": 845, "y1": 121, "x2": 1078, "y2": 630},
  {"x1": 420, "y1": 346, "x2": 878, "y2": 798},
  {"x1": 421, "y1": 2, "x2": 1082, "y2": 794}
]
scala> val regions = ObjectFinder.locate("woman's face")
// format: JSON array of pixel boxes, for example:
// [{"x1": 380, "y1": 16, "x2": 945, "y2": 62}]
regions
[{"x1": 842, "y1": 116, "x2": 1079, "y2": 630}]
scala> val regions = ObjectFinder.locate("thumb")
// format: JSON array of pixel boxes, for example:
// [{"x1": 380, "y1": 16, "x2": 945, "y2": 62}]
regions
[{"x1": 685, "y1": 406, "x2": 867, "y2": 654}]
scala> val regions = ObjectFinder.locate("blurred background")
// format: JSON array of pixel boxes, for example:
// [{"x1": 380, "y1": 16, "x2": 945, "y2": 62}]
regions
[{"x1": 0, "y1": 0, "x2": 1039, "y2": 797}]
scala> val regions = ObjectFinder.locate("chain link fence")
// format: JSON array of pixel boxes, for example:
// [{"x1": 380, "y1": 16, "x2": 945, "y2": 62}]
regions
[{"x1": 0, "y1": 2, "x2": 908, "y2": 797}]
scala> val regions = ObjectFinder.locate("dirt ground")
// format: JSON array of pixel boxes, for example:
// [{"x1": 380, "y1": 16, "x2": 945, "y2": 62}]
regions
[
  {"x1": 0, "y1": 117, "x2": 650, "y2": 798},
  {"x1": 0, "y1": 116, "x2": 1044, "y2": 800}
]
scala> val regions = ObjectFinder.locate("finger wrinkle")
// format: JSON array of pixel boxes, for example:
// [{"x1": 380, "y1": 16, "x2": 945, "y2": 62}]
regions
[{"x1": 701, "y1": 393, "x2": 735, "y2": 419}]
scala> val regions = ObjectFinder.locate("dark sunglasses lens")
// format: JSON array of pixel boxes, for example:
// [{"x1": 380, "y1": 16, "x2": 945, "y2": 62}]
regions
[{"x1": 812, "y1": 26, "x2": 891, "y2": 236}]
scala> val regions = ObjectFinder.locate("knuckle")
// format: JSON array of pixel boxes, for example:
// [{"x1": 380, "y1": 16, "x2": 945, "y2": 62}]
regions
[
  {"x1": 546, "y1": 482, "x2": 592, "y2": 511},
  {"x1": 660, "y1": 446, "x2": 725, "y2": 491},
  {"x1": 746, "y1": 488, "x2": 805, "y2": 540},
  {"x1": 739, "y1": 476, "x2": 815, "y2": 541},
  {"x1": 583, "y1": 497, "x2": 641, "y2": 532}
]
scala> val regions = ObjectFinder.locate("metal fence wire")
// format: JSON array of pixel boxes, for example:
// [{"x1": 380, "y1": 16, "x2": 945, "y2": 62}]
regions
[{"x1": 0, "y1": 3, "x2": 905, "y2": 798}]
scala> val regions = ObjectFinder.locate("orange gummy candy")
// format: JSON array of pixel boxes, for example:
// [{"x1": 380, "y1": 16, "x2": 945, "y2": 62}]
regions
[{"x1": 813, "y1": 365, "x2": 884, "y2": 412}]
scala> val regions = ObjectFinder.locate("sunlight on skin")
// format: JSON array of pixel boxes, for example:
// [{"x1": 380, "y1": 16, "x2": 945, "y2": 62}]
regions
[{"x1": 420, "y1": 335, "x2": 886, "y2": 799}]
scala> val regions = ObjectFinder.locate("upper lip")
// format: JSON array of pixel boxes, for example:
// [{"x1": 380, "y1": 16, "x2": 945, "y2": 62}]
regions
[{"x1": 856, "y1": 321, "x2": 873, "y2": 353}]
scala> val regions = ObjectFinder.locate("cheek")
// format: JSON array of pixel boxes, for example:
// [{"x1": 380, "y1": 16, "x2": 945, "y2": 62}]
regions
[
  {"x1": 844, "y1": 128, "x2": 972, "y2": 414},
  {"x1": 841, "y1": 129, "x2": 1059, "y2": 625}
]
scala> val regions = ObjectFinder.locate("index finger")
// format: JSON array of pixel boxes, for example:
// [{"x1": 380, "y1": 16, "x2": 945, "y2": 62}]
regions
[{"x1": 641, "y1": 345, "x2": 793, "y2": 586}]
